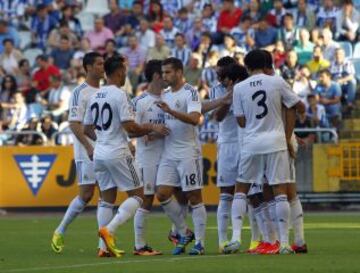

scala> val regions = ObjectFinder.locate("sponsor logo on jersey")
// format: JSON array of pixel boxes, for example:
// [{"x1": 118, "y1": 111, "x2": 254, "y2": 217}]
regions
[{"x1": 14, "y1": 154, "x2": 57, "y2": 196}]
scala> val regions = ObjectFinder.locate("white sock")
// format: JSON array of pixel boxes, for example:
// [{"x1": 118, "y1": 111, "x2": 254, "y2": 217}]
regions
[
  {"x1": 55, "y1": 196, "x2": 86, "y2": 234},
  {"x1": 171, "y1": 203, "x2": 188, "y2": 234},
  {"x1": 231, "y1": 192, "x2": 247, "y2": 243},
  {"x1": 107, "y1": 197, "x2": 142, "y2": 234},
  {"x1": 160, "y1": 198, "x2": 187, "y2": 236},
  {"x1": 97, "y1": 200, "x2": 114, "y2": 250},
  {"x1": 261, "y1": 203, "x2": 277, "y2": 243},
  {"x1": 217, "y1": 193, "x2": 233, "y2": 244},
  {"x1": 191, "y1": 203, "x2": 207, "y2": 246},
  {"x1": 290, "y1": 197, "x2": 305, "y2": 246},
  {"x1": 268, "y1": 200, "x2": 279, "y2": 240},
  {"x1": 275, "y1": 194, "x2": 290, "y2": 246},
  {"x1": 134, "y1": 208, "x2": 150, "y2": 249},
  {"x1": 254, "y1": 204, "x2": 271, "y2": 243},
  {"x1": 247, "y1": 203, "x2": 260, "y2": 242}
]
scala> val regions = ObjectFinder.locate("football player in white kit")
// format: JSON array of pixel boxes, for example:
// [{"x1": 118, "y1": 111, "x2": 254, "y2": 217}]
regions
[
  {"x1": 209, "y1": 57, "x2": 249, "y2": 253},
  {"x1": 132, "y1": 60, "x2": 165, "y2": 256},
  {"x1": 51, "y1": 52, "x2": 106, "y2": 256},
  {"x1": 83, "y1": 56, "x2": 170, "y2": 257},
  {"x1": 231, "y1": 49, "x2": 305, "y2": 254},
  {"x1": 155, "y1": 57, "x2": 207, "y2": 255}
]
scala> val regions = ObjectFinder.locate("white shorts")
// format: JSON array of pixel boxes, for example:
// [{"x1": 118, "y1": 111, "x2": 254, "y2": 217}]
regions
[
  {"x1": 217, "y1": 142, "x2": 239, "y2": 187},
  {"x1": 138, "y1": 162, "x2": 158, "y2": 195},
  {"x1": 156, "y1": 157, "x2": 203, "y2": 192},
  {"x1": 248, "y1": 183, "x2": 263, "y2": 196},
  {"x1": 237, "y1": 150, "x2": 292, "y2": 186},
  {"x1": 289, "y1": 157, "x2": 296, "y2": 183},
  {"x1": 94, "y1": 155, "x2": 143, "y2": 192},
  {"x1": 76, "y1": 160, "x2": 96, "y2": 185}
]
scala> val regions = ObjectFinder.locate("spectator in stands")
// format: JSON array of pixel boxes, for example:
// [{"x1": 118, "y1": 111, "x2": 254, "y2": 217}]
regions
[
  {"x1": 103, "y1": 39, "x2": 119, "y2": 60},
  {"x1": 0, "y1": 75, "x2": 17, "y2": 104},
  {"x1": 0, "y1": 20, "x2": 20, "y2": 54},
  {"x1": 292, "y1": 0, "x2": 316, "y2": 30},
  {"x1": 48, "y1": 20, "x2": 79, "y2": 50},
  {"x1": 267, "y1": 0, "x2": 287, "y2": 28},
  {"x1": 277, "y1": 13, "x2": 299, "y2": 51},
  {"x1": 85, "y1": 17, "x2": 114, "y2": 53},
  {"x1": 254, "y1": 17, "x2": 277, "y2": 49},
  {"x1": 321, "y1": 28, "x2": 340, "y2": 61},
  {"x1": 121, "y1": 35, "x2": 146, "y2": 92},
  {"x1": 335, "y1": 0, "x2": 360, "y2": 42},
  {"x1": 197, "y1": 32, "x2": 215, "y2": 68},
  {"x1": 293, "y1": 65, "x2": 314, "y2": 102},
  {"x1": 330, "y1": 48, "x2": 357, "y2": 108},
  {"x1": 306, "y1": 94, "x2": 329, "y2": 128},
  {"x1": 272, "y1": 40, "x2": 287, "y2": 68},
  {"x1": 175, "y1": 7, "x2": 193, "y2": 34},
  {"x1": 171, "y1": 33, "x2": 192, "y2": 67},
  {"x1": 50, "y1": 35, "x2": 74, "y2": 71},
  {"x1": 160, "y1": 17, "x2": 179, "y2": 48},
  {"x1": 136, "y1": 18, "x2": 155, "y2": 50},
  {"x1": 44, "y1": 75, "x2": 71, "y2": 123},
  {"x1": 219, "y1": 34, "x2": 244, "y2": 58},
  {"x1": 201, "y1": 50, "x2": 219, "y2": 93},
  {"x1": 127, "y1": 1, "x2": 143, "y2": 29},
  {"x1": 295, "y1": 111, "x2": 316, "y2": 145},
  {"x1": 217, "y1": 0, "x2": 242, "y2": 35},
  {"x1": 32, "y1": 54, "x2": 60, "y2": 96},
  {"x1": 242, "y1": 0, "x2": 263, "y2": 24},
  {"x1": 280, "y1": 50, "x2": 301, "y2": 86},
  {"x1": 0, "y1": 0, "x2": 27, "y2": 27},
  {"x1": 16, "y1": 59, "x2": 32, "y2": 93},
  {"x1": 184, "y1": 53, "x2": 202, "y2": 88},
  {"x1": 307, "y1": 45, "x2": 330, "y2": 78},
  {"x1": 103, "y1": 0, "x2": 127, "y2": 37},
  {"x1": 146, "y1": 33, "x2": 170, "y2": 61},
  {"x1": 15, "y1": 117, "x2": 43, "y2": 146},
  {"x1": 31, "y1": 4, "x2": 58, "y2": 50},
  {"x1": 202, "y1": 4, "x2": 217, "y2": 34},
  {"x1": 71, "y1": 37, "x2": 91, "y2": 72},
  {"x1": 40, "y1": 115, "x2": 57, "y2": 140},
  {"x1": 316, "y1": 0, "x2": 338, "y2": 33},
  {"x1": 1, "y1": 91, "x2": 28, "y2": 131},
  {"x1": 315, "y1": 69, "x2": 342, "y2": 128},
  {"x1": 294, "y1": 28, "x2": 315, "y2": 66},
  {"x1": 148, "y1": 0, "x2": 165, "y2": 33},
  {"x1": 230, "y1": 15, "x2": 255, "y2": 51},
  {"x1": 0, "y1": 39, "x2": 23, "y2": 75},
  {"x1": 186, "y1": 17, "x2": 204, "y2": 51},
  {"x1": 282, "y1": 0, "x2": 297, "y2": 10},
  {"x1": 60, "y1": 4, "x2": 83, "y2": 38},
  {"x1": 311, "y1": 28, "x2": 323, "y2": 47}
]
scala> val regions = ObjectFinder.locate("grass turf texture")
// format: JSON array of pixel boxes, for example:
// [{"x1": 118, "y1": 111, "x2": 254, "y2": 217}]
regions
[{"x1": 0, "y1": 212, "x2": 360, "y2": 273}]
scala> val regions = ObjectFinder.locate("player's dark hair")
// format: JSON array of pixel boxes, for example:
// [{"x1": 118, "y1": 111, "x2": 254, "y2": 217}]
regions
[
  {"x1": 261, "y1": 50, "x2": 273, "y2": 69},
  {"x1": 217, "y1": 56, "x2": 236, "y2": 68},
  {"x1": 144, "y1": 59, "x2": 162, "y2": 82},
  {"x1": 220, "y1": 63, "x2": 249, "y2": 83},
  {"x1": 162, "y1": 57, "x2": 183, "y2": 72},
  {"x1": 83, "y1": 52, "x2": 103, "y2": 72},
  {"x1": 244, "y1": 49, "x2": 266, "y2": 71},
  {"x1": 104, "y1": 55, "x2": 126, "y2": 77}
]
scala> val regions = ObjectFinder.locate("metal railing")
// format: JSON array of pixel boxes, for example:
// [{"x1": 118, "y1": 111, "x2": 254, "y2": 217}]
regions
[{"x1": 0, "y1": 130, "x2": 48, "y2": 145}]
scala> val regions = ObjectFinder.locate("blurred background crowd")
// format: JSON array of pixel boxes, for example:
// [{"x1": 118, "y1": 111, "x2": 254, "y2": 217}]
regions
[{"x1": 0, "y1": 0, "x2": 359, "y2": 146}]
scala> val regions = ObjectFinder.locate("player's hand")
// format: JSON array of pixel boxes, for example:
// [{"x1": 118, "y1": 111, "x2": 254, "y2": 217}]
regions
[
  {"x1": 86, "y1": 146, "x2": 94, "y2": 161},
  {"x1": 223, "y1": 88, "x2": 233, "y2": 105},
  {"x1": 287, "y1": 141, "x2": 296, "y2": 159},
  {"x1": 128, "y1": 141, "x2": 136, "y2": 156},
  {"x1": 155, "y1": 101, "x2": 172, "y2": 113},
  {"x1": 151, "y1": 124, "x2": 170, "y2": 136}
]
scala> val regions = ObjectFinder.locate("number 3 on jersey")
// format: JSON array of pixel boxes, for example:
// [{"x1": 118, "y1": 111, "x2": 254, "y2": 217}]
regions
[
  {"x1": 252, "y1": 90, "x2": 268, "y2": 119},
  {"x1": 91, "y1": 102, "x2": 113, "y2": 130}
]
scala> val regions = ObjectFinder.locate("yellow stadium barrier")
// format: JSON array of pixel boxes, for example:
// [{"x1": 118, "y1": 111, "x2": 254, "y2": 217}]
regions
[{"x1": 0, "y1": 144, "x2": 220, "y2": 208}]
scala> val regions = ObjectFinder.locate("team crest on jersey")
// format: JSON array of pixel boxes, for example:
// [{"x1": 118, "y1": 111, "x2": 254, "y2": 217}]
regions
[
  {"x1": 175, "y1": 100, "x2": 181, "y2": 109},
  {"x1": 14, "y1": 154, "x2": 57, "y2": 196}
]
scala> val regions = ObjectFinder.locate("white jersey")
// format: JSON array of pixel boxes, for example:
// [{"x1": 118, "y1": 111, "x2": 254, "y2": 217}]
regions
[
  {"x1": 84, "y1": 85, "x2": 135, "y2": 160},
  {"x1": 68, "y1": 82, "x2": 97, "y2": 162},
  {"x1": 209, "y1": 83, "x2": 238, "y2": 144},
  {"x1": 161, "y1": 83, "x2": 202, "y2": 160},
  {"x1": 233, "y1": 74, "x2": 300, "y2": 154},
  {"x1": 132, "y1": 91, "x2": 164, "y2": 164}
]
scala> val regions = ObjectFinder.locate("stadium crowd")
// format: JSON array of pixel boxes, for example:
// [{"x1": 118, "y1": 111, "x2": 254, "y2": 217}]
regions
[{"x1": 0, "y1": 0, "x2": 359, "y2": 145}]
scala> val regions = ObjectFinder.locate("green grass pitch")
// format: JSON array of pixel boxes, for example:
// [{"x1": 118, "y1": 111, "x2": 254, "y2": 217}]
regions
[{"x1": 1, "y1": 212, "x2": 360, "y2": 273}]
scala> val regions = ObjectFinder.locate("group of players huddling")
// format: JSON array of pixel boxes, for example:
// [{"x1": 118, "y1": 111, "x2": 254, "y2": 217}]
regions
[{"x1": 50, "y1": 49, "x2": 308, "y2": 257}]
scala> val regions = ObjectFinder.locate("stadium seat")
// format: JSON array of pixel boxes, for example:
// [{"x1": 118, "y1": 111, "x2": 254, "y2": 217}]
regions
[
  {"x1": 19, "y1": 31, "x2": 32, "y2": 50},
  {"x1": 338, "y1": 41, "x2": 353, "y2": 58},
  {"x1": 77, "y1": 12, "x2": 95, "y2": 32},
  {"x1": 352, "y1": 58, "x2": 360, "y2": 82},
  {"x1": 353, "y1": 42, "x2": 360, "y2": 59},
  {"x1": 23, "y1": 48, "x2": 43, "y2": 67},
  {"x1": 83, "y1": 0, "x2": 109, "y2": 15}
]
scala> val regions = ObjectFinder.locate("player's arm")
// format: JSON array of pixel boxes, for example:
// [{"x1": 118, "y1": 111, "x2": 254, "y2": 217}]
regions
[
  {"x1": 233, "y1": 85, "x2": 246, "y2": 127},
  {"x1": 70, "y1": 121, "x2": 94, "y2": 158},
  {"x1": 280, "y1": 78, "x2": 306, "y2": 114},
  {"x1": 83, "y1": 124, "x2": 97, "y2": 141},
  {"x1": 284, "y1": 107, "x2": 296, "y2": 158},
  {"x1": 236, "y1": 116, "x2": 246, "y2": 128},
  {"x1": 122, "y1": 121, "x2": 170, "y2": 137},
  {"x1": 156, "y1": 101, "x2": 201, "y2": 126}
]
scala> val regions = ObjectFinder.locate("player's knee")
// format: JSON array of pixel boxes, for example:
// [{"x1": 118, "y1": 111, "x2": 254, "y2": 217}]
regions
[
  {"x1": 79, "y1": 192, "x2": 93, "y2": 203},
  {"x1": 156, "y1": 190, "x2": 171, "y2": 203},
  {"x1": 142, "y1": 196, "x2": 154, "y2": 210},
  {"x1": 185, "y1": 190, "x2": 202, "y2": 206}
]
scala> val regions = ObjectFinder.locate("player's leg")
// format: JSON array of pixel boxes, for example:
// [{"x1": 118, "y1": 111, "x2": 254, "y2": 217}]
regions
[
  {"x1": 246, "y1": 196, "x2": 261, "y2": 252},
  {"x1": 217, "y1": 186, "x2": 234, "y2": 252},
  {"x1": 133, "y1": 165, "x2": 162, "y2": 255},
  {"x1": 51, "y1": 161, "x2": 95, "y2": 253},
  {"x1": 262, "y1": 183, "x2": 278, "y2": 243},
  {"x1": 266, "y1": 151, "x2": 294, "y2": 254}
]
